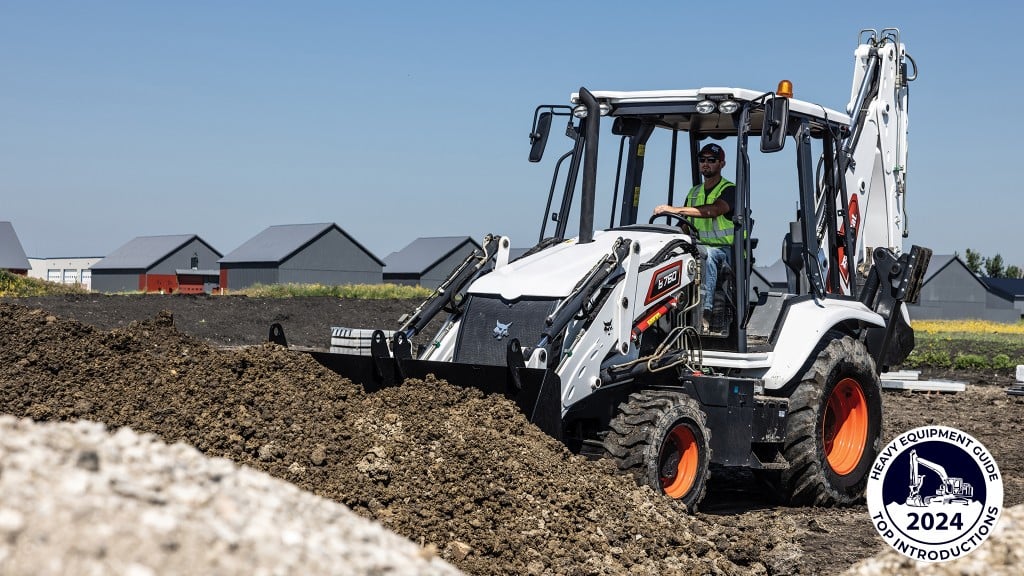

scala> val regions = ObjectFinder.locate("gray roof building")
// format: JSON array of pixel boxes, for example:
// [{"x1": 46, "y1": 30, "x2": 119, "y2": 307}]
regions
[
  {"x1": 981, "y1": 277, "x2": 1024, "y2": 320},
  {"x1": 92, "y1": 235, "x2": 217, "y2": 271},
  {"x1": 981, "y1": 277, "x2": 1024, "y2": 299},
  {"x1": 219, "y1": 223, "x2": 384, "y2": 290},
  {"x1": 91, "y1": 234, "x2": 223, "y2": 293},
  {"x1": 383, "y1": 236, "x2": 481, "y2": 289},
  {"x1": 906, "y1": 254, "x2": 1018, "y2": 322},
  {"x1": 918, "y1": 254, "x2": 955, "y2": 284},
  {"x1": 0, "y1": 222, "x2": 31, "y2": 273},
  {"x1": 750, "y1": 259, "x2": 788, "y2": 295}
]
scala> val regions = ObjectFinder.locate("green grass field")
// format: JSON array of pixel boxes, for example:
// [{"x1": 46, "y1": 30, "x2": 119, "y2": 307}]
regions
[
  {"x1": 902, "y1": 320, "x2": 1024, "y2": 371},
  {"x1": 0, "y1": 272, "x2": 432, "y2": 300},
  {"x1": 235, "y1": 282, "x2": 433, "y2": 299}
]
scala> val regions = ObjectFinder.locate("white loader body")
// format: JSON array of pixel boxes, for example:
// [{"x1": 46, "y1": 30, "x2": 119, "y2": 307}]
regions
[{"x1": 282, "y1": 28, "x2": 929, "y2": 509}]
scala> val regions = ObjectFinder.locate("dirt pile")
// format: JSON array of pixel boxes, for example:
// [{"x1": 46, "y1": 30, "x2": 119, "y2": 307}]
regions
[{"x1": 0, "y1": 303, "x2": 761, "y2": 575}]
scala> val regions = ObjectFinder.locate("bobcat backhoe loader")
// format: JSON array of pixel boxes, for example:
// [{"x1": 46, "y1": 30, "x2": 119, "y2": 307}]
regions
[{"x1": 271, "y1": 28, "x2": 929, "y2": 510}]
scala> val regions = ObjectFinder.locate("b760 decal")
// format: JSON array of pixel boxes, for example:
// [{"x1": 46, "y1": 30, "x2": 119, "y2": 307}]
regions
[{"x1": 646, "y1": 261, "x2": 682, "y2": 304}]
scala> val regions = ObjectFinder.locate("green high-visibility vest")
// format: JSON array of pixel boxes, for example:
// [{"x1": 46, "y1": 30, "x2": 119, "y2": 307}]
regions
[{"x1": 685, "y1": 177, "x2": 735, "y2": 246}]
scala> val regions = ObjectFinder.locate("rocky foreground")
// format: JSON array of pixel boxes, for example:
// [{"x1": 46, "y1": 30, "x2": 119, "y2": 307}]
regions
[{"x1": 0, "y1": 416, "x2": 462, "y2": 575}]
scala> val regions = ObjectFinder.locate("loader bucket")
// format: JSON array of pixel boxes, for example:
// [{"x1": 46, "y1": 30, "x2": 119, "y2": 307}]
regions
[{"x1": 268, "y1": 324, "x2": 564, "y2": 441}]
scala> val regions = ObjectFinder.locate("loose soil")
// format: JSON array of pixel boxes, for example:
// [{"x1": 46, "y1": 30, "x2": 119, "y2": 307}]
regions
[{"x1": 2, "y1": 294, "x2": 1023, "y2": 575}]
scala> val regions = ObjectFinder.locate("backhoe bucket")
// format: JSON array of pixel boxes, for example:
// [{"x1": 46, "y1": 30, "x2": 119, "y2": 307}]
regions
[{"x1": 268, "y1": 324, "x2": 563, "y2": 440}]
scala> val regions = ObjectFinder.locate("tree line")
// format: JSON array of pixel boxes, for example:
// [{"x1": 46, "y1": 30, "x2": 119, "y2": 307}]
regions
[{"x1": 961, "y1": 248, "x2": 1023, "y2": 279}]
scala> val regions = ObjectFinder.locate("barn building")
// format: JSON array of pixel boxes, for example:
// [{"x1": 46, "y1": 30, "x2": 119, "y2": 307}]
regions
[
  {"x1": 383, "y1": 236, "x2": 481, "y2": 288},
  {"x1": 218, "y1": 223, "x2": 384, "y2": 291},
  {"x1": 91, "y1": 234, "x2": 223, "y2": 294},
  {"x1": 981, "y1": 277, "x2": 1024, "y2": 321},
  {"x1": 905, "y1": 255, "x2": 1018, "y2": 323},
  {"x1": 0, "y1": 222, "x2": 31, "y2": 275}
]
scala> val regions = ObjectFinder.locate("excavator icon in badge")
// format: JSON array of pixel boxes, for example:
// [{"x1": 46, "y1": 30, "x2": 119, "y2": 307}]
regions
[{"x1": 906, "y1": 450, "x2": 974, "y2": 506}]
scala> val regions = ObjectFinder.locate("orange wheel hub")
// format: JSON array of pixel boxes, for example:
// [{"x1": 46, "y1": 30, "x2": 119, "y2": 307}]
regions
[
  {"x1": 660, "y1": 425, "x2": 700, "y2": 498},
  {"x1": 823, "y1": 377, "x2": 868, "y2": 475}
]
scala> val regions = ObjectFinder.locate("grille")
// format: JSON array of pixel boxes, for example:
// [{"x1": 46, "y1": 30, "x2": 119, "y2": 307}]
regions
[{"x1": 454, "y1": 295, "x2": 559, "y2": 365}]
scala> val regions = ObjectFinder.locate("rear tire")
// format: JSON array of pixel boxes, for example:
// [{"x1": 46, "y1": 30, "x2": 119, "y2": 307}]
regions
[
  {"x1": 604, "y1": 390, "x2": 711, "y2": 511},
  {"x1": 775, "y1": 334, "x2": 881, "y2": 505}
]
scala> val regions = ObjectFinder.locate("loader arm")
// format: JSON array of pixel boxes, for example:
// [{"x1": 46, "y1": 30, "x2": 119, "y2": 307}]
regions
[{"x1": 396, "y1": 234, "x2": 501, "y2": 340}]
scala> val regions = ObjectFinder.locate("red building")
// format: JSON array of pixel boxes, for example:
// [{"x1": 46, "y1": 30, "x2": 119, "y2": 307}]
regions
[{"x1": 91, "y1": 234, "x2": 222, "y2": 294}]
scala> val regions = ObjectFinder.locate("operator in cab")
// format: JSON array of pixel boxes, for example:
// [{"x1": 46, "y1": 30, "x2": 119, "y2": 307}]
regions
[{"x1": 652, "y1": 142, "x2": 736, "y2": 333}]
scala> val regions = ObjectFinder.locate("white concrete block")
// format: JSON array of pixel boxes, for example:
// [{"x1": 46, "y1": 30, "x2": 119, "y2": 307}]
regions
[
  {"x1": 880, "y1": 370, "x2": 921, "y2": 381},
  {"x1": 1016, "y1": 365, "x2": 1024, "y2": 383},
  {"x1": 330, "y1": 327, "x2": 394, "y2": 354},
  {"x1": 882, "y1": 379, "x2": 966, "y2": 393}
]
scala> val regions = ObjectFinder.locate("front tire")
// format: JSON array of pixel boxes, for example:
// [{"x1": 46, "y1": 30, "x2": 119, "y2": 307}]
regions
[
  {"x1": 604, "y1": 390, "x2": 711, "y2": 511},
  {"x1": 776, "y1": 334, "x2": 881, "y2": 505}
]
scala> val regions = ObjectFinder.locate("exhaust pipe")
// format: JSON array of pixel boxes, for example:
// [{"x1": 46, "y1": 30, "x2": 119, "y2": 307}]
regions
[{"x1": 578, "y1": 87, "x2": 599, "y2": 244}]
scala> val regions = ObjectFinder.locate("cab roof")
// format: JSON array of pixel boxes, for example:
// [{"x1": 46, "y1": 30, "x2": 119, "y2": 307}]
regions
[{"x1": 571, "y1": 87, "x2": 850, "y2": 138}]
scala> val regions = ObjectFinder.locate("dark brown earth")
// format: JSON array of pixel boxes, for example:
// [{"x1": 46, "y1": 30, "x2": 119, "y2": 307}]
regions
[{"x1": 2, "y1": 294, "x2": 1022, "y2": 575}]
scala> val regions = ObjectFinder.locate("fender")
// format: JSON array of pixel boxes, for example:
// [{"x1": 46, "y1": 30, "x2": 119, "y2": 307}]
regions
[{"x1": 758, "y1": 298, "x2": 883, "y2": 391}]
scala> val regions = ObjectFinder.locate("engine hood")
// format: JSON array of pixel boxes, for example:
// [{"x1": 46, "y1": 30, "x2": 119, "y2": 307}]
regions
[{"x1": 468, "y1": 228, "x2": 685, "y2": 301}]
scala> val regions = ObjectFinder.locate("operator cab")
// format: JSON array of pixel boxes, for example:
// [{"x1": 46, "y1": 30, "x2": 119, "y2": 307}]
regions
[{"x1": 528, "y1": 84, "x2": 854, "y2": 352}]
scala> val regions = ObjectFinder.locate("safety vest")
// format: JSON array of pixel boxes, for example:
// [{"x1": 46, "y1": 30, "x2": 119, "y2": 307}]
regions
[{"x1": 685, "y1": 177, "x2": 735, "y2": 246}]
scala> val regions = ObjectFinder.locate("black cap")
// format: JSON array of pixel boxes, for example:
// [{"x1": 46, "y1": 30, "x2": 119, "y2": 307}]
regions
[{"x1": 699, "y1": 143, "x2": 725, "y2": 161}]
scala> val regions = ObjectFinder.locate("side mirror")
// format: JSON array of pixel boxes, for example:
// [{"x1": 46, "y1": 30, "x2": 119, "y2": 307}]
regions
[
  {"x1": 529, "y1": 111, "x2": 552, "y2": 163},
  {"x1": 760, "y1": 96, "x2": 789, "y2": 153}
]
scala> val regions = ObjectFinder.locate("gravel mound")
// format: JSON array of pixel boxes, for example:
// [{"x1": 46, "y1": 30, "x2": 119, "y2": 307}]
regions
[
  {"x1": 0, "y1": 415, "x2": 462, "y2": 576},
  {"x1": 843, "y1": 503, "x2": 1024, "y2": 576}
]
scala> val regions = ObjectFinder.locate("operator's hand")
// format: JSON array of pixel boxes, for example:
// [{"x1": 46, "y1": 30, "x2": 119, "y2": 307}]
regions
[{"x1": 653, "y1": 204, "x2": 674, "y2": 216}]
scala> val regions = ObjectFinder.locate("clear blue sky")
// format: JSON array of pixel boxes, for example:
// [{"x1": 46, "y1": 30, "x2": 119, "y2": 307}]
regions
[{"x1": 3, "y1": 2, "x2": 1022, "y2": 270}]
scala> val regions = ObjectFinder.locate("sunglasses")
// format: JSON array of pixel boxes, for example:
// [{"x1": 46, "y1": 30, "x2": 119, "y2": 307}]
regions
[{"x1": 697, "y1": 157, "x2": 719, "y2": 164}]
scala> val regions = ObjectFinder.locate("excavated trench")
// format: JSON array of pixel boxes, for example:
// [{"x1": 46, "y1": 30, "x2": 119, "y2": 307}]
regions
[{"x1": 1, "y1": 295, "x2": 1022, "y2": 575}]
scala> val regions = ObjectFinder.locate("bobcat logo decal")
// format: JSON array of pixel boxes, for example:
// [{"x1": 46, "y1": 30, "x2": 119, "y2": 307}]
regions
[{"x1": 493, "y1": 320, "x2": 513, "y2": 340}]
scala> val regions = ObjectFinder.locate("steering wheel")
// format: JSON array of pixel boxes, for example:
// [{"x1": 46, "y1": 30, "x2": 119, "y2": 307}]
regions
[{"x1": 649, "y1": 212, "x2": 701, "y2": 239}]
